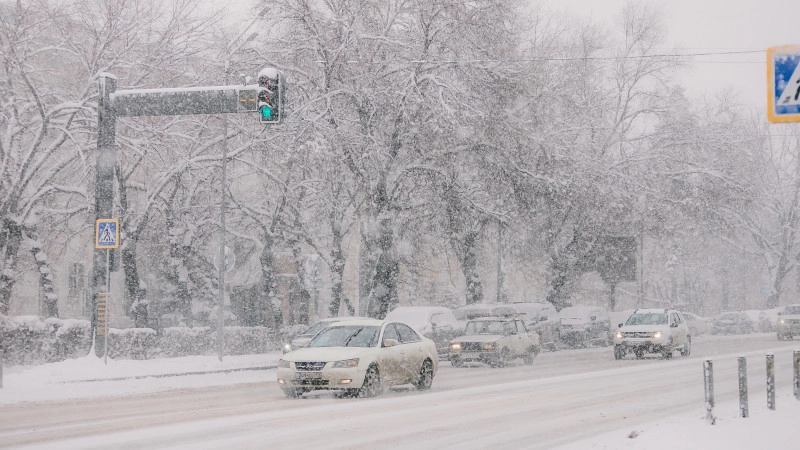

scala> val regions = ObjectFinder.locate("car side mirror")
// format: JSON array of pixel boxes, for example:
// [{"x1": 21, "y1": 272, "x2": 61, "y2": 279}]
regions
[
  {"x1": 383, "y1": 338, "x2": 399, "y2": 347},
  {"x1": 617, "y1": 323, "x2": 623, "y2": 328}
]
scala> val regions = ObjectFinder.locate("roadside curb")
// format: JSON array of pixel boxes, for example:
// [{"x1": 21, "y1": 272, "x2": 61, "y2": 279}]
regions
[{"x1": 62, "y1": 365, "x2": 276, "y2": 383}]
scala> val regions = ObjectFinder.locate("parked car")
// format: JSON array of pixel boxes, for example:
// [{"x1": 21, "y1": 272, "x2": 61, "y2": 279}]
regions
[
  {"x1": 613, "y1": 309, "x2": 691, "y2": 359},
  {"x1": 776, "y1": 304, "x2": 800, "y2": 341},
  {"x1": 762, "y1": 307, "x2": 783, "y2": 332},
  {"x1": 384, "y1": 306, "x2": 463, "y2": 358},
  {"x1": 277, "y1": 319, "x2": 439, "y2": 398},
  {"x1": 282, "y1": 316, "x2": 368, "y2": 353},
  {"x1": 511, "y1": 302, "x2": 560, "y2": 351},
  {"x1": 682, "y1": 312, "x2": 713, "y2": 335},
  {"x1": 712, "y1": 311, "x2": 755, "y2": 335},
  {"x1": 558, "y1": 306, "x2": 611, "y2": 348},
  {"x1": 453, "y1": 303, "x2": 519, "y2": 321},
  {"x1": 743, "y1": 310, "x2": 773, "y2": 332},
  {"x1": 448, "y1": 316, "x2": 541, "y2": 367}
]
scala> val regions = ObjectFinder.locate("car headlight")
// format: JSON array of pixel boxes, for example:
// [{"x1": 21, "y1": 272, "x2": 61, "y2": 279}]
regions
[
  {"x1": 282, "y1": 343, "x2": 293, "y2": 353},
  {"x1": 449, "y1": 343, "x2": 462, "y2": 351},
  {"x1": 779, "y1": 318, "x2": 785, "y2": 324},
  {"x1": 278, "y1": 359, "x2": 291, "y2": 368},
  {"x1": 332, "y1": 358, "x2": 359, "y2": 368},
  {"x1": 483, "y1": 343, "x2": 494, "y2": 350},
  {"x1": 653, "y1": 331, "x2": 662, "y2": 339},
  {"x1": 615, "y1": 330, "x2": 623, "y2": 339}
]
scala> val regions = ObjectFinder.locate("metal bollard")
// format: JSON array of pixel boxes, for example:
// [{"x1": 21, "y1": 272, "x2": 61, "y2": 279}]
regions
[
  {"x1": 704, "y1": 360, "x2": 715, "y2": 424},
  {"x1": 738, "y1": 356, "x2": 748, "y2": 418},
  {"x1": 766, "y1": 353, "x2": 775, "y2": 410},
  {"x1": 794, "y1": 350, "x2": 799, "y2": 401}
]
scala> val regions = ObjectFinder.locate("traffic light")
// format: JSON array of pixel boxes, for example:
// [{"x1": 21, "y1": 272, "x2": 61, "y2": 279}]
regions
[{"x1": 257, "y1": 68, "x2": 283, "y2": 124}]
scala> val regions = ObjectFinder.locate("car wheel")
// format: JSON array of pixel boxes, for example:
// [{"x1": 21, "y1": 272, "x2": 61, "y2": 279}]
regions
[
  {"x1": 491, "y1": 348, "x2": 510, "y2": 368},
  {"x1": 414, "y1": 359, "x2": 434, "y2": 390},
  {"x1": 614, "y1": 345, "x2": 624, "y2": 360},
  {"x1": 662, "y1": 345, "x2": 673, "y2": 360},
  {"x1": 450, "y1": 357, "x2": 463, "y2": 368},
  {"x1": 358, "y1": 364, "x2": 382, "y2": 398},
  {"x1": 680, "y1": 336, "x2": 692, "y2": 357},
  {"x1": 522, "y1": 349, "x2": 537, "y2": 365},
  {"x1": 282, "y1": 388, "x2": 303, "y2": 399}
]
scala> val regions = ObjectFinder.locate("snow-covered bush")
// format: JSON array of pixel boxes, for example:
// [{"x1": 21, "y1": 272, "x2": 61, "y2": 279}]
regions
[
  {"x1": 0, "y1": 315, "x2": 281, "y2": 365},
  {"x1": 0, "y1": 315, "x2": 90, "y2": 365},
  {"x1": 108, "y1": 328, "x2": 157, "y2": 360}
]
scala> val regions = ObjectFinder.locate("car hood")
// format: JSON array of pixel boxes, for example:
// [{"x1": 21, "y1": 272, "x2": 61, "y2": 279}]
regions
[
  {"x1": 282, "y1": 346, "x2": 371, "y2": 362},
  {"x1": 290, "y1": 336, "x2": 313, "y2": 348},
  {"x1": 619, "y1": 325, "x2": 670, "y2": 333},
  {"x1": 560, "y1": 318, "x2": 590, "y2": 326},
  {"x1": 451, "y1": 334, "x2": 504, "y2": 344}
]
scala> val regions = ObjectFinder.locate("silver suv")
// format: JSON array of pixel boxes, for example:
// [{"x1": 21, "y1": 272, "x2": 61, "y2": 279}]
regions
[
  {"x1": 613, "y1": 309, "x2": 691, "y2": 359},
  {"x1": 777, "y1": 304, "x2": 800, "y2": 341}
]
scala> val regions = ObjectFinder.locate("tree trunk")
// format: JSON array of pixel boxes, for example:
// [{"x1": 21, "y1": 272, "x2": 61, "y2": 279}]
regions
[
  {"x1": 289, "y1": 238, "x2": 310, "y2": 324},
  {"x1": 329, "y1": 223, "x2": 354, "y2": 316},
  {"x1": 0, "y1": 220, "x2": 23, "y2": 315},
  {"x1": 259, "y1": 233, "x2": 282, "y2": 328},
  {"x1": 366, "y1": 219, "x2": 398, "y2": 319},
  {"x1": 458, "y1": 230, "x2": 484, "y2": 305},
  {"x1": 122, "y1": 240, "x2": 148, "y2": 327},
  {"x1": 26, "y1": 229, "x2": 59, "y2": 317}
]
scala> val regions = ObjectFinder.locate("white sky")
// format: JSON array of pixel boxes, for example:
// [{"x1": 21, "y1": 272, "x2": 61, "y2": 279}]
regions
[{"x1": 552, "y1": 0, "x2": 799, "y2": 113}]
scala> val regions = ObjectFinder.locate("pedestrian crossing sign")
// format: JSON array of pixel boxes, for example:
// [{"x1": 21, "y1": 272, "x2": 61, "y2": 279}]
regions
[
  {"x1": 95, "y1": 219, "x2": 119, "y2": 249},
  {"x1": 767, "y1": 45, "x2": 800, "y2": 123}
]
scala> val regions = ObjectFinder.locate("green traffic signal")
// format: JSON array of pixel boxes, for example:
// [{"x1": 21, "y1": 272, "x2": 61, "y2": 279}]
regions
[{"x1": 259, "y1": 104, "x2": 273, "y2": 120}]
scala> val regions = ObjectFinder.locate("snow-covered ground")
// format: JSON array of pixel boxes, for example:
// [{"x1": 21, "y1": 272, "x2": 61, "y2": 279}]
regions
[{"x1": 1, "y1": 350, "x2": 799, "y2": 449}]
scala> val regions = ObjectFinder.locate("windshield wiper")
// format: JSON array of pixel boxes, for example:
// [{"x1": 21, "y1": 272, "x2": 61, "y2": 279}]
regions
[{"x1": 343, "y1": 328, "x2": 364, "y2": 347}]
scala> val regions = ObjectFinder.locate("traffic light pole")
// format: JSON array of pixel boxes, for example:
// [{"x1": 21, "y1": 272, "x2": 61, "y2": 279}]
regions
[
  {"x1": 93, "y1": 74, "x2": 117, "y2": 357},
  {"x1": 92, "y1": 71, "x2": 283, "y2": 359}
]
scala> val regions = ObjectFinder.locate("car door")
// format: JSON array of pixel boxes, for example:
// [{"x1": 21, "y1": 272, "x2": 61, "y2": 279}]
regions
[
  {"x1": 670, "y1": 312, "x2": 688, "y2": 346},
  {"x1": 514, "y1": 320, "x2": 532, "y2": 356},
  {"x1": 379, "y1": 323, "x2": 405, "y2": 384},
  {"x1": 395, "y1": 322, "x2": 425, "y2": 382}
]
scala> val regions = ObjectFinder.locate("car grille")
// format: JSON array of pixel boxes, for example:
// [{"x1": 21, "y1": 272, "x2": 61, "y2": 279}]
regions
[
  {"x1": 462, "y1": 342, "x2": 486, "y2": 351},
  {"x1": 785, "y1": 319, "x2": 800, "y2": 325},
  {"x1": 295, "y1": 361, "x2": 327, "y2": 371},
  {"x1": 623, "y1": 332, "x2": 655, "y2": 339},
  {"x1": 294, "y1": 379, "x2": 330, "y2": 386}
]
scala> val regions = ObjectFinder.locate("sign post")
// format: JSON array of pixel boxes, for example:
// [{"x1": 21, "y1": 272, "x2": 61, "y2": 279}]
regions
[
  {"x1": 95, "y1": 219, "x2": 119, "y2": 363},
  {"x1": 767, "y1": 45, "x2": 800, "y2": 123}
]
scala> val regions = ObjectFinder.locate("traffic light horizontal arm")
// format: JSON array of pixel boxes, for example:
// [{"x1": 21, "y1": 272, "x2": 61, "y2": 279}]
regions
[{"x1": 111, "y1": 85, "x2": 262, "y2": 117}]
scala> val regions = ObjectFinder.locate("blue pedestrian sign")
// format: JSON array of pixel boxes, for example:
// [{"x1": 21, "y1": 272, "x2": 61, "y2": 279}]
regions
[
  {"x1": 767, "y1": 45, "x2": 800, "y2": 123},
  {"x1": 95, "y1": 219, "x2": 119, "y2": 249}
]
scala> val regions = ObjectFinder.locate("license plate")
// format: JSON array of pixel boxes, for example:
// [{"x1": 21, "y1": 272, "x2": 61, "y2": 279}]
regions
[{"x1": 296, "y1": 372, "x2": 322, "y2": 380}]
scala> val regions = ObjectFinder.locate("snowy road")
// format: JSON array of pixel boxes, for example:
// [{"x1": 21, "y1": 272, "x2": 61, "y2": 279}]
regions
[{"x1": 1, "y1": 334, "x2": 798, "y2": 449}]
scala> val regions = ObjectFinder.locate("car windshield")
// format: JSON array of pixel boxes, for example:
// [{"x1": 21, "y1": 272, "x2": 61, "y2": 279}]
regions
[
  {"x1": 465, "y1": 320, "x2": 513, "y2": 335},
  {"x1": 625, "y1": 313, "x2": 668, "y2": 326},
  {"x1": 784, "y1": 306, "x2": 800, "y2": 315},
  {"x1": 306, "y1": 325, "x2": 379, "y2": 348},
  {"x1": 302, "y1": 320, "x2": 333, "y2": 337},
  {"x1": 560, "y1": 308, "x2": 595, "y2": 320}
]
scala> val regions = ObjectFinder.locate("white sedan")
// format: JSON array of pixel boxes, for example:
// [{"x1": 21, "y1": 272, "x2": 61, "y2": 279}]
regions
[{"x1": 277, "y1": 319, "x2": 439, "y2": 398}]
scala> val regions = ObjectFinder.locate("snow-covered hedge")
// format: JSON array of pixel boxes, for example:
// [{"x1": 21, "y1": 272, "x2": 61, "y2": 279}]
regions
[{"x1": 0, "y1": 314, "x2": 282, "y2": 366}]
